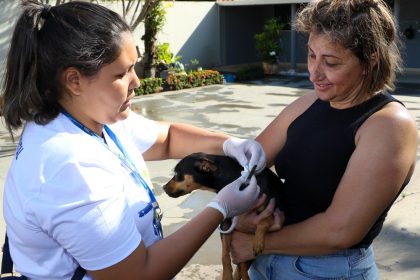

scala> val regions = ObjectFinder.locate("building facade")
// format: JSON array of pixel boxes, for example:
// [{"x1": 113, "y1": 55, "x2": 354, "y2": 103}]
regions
[{"x1": 216, "y1": 0, "x2": 420, "y2": 74}]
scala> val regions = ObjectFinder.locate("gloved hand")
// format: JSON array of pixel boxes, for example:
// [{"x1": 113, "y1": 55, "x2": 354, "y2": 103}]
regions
[
  {"x1": 223, "y1": 137, "x2": 266, "y2": 174},
  {"x1": 207, "y1": 175, "x2": 260, "y2": 219}
]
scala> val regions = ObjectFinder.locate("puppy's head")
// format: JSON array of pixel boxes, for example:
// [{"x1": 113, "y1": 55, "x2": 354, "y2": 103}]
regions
[{"x1": 163, "y1": 153, "x2": 220, "y2": 198}]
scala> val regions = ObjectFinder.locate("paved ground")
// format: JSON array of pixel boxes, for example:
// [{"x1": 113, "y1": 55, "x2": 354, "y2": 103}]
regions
[{"x1": 0, "y1": 77, "x2": 419, "y2": 279}]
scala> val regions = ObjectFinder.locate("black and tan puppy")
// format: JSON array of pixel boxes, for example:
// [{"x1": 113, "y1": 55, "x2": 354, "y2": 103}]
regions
[{"x1": 163, "y1": 152, "x2": 284, "y2": 280}]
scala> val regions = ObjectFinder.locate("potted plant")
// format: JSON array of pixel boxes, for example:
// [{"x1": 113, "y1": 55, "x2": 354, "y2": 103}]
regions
[
  {"x1": 254, "y1": 18, "x2": 285, "y2": 75},
  {"x1": 156, "y1": 42, "x2": 184, "y2": 78}
]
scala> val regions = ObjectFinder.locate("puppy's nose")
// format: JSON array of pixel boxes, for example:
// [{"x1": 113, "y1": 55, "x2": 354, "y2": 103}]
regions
[{"x1": 162, "y1": 182, "x2": 172, "y2": 194}]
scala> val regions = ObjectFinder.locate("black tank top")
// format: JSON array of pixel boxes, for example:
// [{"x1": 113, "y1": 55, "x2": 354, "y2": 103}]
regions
[{"x1": 274, "y1": 92, "x2": 406, "y2": 248}]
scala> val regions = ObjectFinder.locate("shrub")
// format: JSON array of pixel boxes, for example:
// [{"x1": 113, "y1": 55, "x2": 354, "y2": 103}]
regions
[
  {"x1": 165, "y1": 70, "x2": 224, "y2": 91},
  {"x1": 156, "y1": 42, "x2": 182, "y2": 64},
  {"x1": 134, "y1": 70, "x2": 223, "y2": 95},
  {"x1": 135, "y1": 77, "x2": 163, "y2": 96},
  {"x1": 254, "y1": 18, "x2": 285, "y2": 63}
]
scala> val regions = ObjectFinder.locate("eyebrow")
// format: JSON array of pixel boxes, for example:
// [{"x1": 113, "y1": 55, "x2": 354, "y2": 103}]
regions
[
  {"x1": 307, "y1": 45, "x2": 341, "y2": 60},
  {"x1": 123, "y1": 61, "x2": 136, "y2": 71}
]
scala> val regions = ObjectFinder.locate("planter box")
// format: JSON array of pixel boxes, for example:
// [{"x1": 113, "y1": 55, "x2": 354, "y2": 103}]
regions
[{"x1": 262, "y1": 62, "x2": 280, "y2": 75}]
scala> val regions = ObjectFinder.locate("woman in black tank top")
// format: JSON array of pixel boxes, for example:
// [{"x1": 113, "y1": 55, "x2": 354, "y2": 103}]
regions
[{"x1": 230, "y1": 1, "x2": 418, "y2": 279}]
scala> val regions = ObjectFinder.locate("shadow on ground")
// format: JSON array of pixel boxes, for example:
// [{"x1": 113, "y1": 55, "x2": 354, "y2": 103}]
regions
[{"x1": 374, "y1": 222, "x2": 420, "y2": 274}]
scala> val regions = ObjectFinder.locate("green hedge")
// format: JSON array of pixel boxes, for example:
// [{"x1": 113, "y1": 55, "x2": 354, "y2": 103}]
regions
[
  {"x1": 134, "y1": 70, "x2": 224, "y2": 96},
  {"x1": 165, "y1": 70, "x2": 224, "y2": 91},
  {"x1": 134, "y1": 77, "x2": 164, "y2": 96}
]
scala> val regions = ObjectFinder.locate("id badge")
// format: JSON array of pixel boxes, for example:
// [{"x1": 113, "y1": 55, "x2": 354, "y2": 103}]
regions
[{"x1": 153, "y1": 208, "x2": 164, "y2": 238}]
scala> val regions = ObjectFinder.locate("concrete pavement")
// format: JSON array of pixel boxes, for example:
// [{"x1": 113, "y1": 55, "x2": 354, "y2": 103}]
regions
[{"x1": 0, "y1": 77, "x2": 419, "y2": 279}]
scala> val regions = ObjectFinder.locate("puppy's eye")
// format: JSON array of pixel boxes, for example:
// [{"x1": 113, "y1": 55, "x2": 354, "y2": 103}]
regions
[
  {"x1": 175, "y1": 172, "x2": 183, "y2": 181},
  {"x1": 171, "y1": 170, "x2": 181, "y2": 181}
]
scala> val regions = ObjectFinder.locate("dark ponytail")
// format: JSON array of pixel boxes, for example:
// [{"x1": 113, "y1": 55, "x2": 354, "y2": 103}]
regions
[
  {"x1": 2, "y1": 0, "x2": 45, "y2": 138},
  {"x1": 2, "y1": 0, "x2": 131, "y2": 139}
]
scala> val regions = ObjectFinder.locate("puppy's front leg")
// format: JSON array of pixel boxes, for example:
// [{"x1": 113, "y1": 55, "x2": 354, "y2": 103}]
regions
[
  {"x1": 233, "y1": 265, "x2": 240, "y2": 280},
  {"x1": 253, "y1": 215, "x2": 274, "y2": 255},
  {"x1": 221, "y1": 233, "x2": 233, "y2": 280},
  {"x1": 237, "y1": 261, "x2": 250, "y2": 280}
]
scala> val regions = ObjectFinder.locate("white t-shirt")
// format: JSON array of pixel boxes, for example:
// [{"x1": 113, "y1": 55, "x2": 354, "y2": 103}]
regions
[{"x1": 3, "y1": 111, "x2": 161, "y2": 279}]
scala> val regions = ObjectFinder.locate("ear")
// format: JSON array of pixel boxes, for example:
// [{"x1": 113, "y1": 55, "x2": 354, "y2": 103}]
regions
[
  {"x1": 61, "y1": 67, "x2": 83, "y2": 96},
  {"x1": 194, "y1": 159, "x2": 218, "y2": 173},
  {"x1": 362, "y1": 53, "x2": 378, "y2": 75},
  {"x1": 369, "y1": 52, "x2": 378, "y2": 68}
]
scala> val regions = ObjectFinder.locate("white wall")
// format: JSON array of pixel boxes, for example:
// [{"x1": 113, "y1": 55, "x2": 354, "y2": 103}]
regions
[{"x1": 158, "y1": 1, "x2": 220, "y2": 69}]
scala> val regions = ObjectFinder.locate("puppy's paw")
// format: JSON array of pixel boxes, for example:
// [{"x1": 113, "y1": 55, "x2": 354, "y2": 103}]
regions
[
  {"x1": 222, "y1": 269, "x2": 233, "y2": 280},
  {"x1": 253, "y1": 240, "x2": 264, "y2": 256}
]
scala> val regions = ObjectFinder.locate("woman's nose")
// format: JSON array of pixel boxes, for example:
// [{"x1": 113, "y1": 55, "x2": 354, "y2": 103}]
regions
[
  {"x1": 309, "y1": 61, "x2": 324, "y2": 82},
  {"x1": 131, "y1": 69, "x2": 141, "y2": 90}
]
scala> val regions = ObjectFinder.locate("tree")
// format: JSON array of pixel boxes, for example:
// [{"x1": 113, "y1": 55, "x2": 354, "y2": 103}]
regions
[
  {"x1": 141, "y1": 1, "x2": 166, "y2": 78},
  {"x1": 40, "y1": 0, "x2": 162, "y2": 32},
  {"x1": 122, "y1": 0, "x2": 162, "y2": 31}
]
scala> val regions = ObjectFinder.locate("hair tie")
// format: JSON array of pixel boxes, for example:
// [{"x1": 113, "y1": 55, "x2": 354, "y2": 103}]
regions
[
  {"x1": 40, "y1": 4, "x2": 51, "y2": 20},
  {"x1": 37, "y1": 4, "x2": 51, "y2": 31}
]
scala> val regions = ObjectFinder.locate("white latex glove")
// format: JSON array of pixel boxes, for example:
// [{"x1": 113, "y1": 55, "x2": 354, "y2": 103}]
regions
[
  {"x1": 223, "y1": 137, "x2": 266, "y2": 174},
  {"x1": 207, "y1": 175, "x2": 260, "y2": 219}
]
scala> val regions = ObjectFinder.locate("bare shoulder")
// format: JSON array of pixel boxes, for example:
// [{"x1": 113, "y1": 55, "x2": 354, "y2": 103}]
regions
[
  {"x1": 285, "y1": 91, "x2": 317, "y2": 113},
  {"x1": 259, "y1": 91, "x2": 317, "y2": 132},
  {"x1": 358, "y1": 100, "x2": 418, "y2": 140},
  {"x1": 356, "y1": 100, "x2": 418, "y2": 174},
  {"x1": 274, "y1": 91, "x2": 318, "y2": 124}
]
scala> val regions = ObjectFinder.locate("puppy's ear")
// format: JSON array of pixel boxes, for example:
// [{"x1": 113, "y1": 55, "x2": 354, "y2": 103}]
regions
[
  {"x1": 194, "y1": 159, "x2": 217, "y2": 173},
  {"x1": 195, "y1": 153, "x2": 216, "y2": 164}
]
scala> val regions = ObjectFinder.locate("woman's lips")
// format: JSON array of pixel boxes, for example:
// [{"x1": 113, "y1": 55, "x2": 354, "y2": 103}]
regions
[
  {"x1": 121, "y1": 98, "x2": 132, "y2": 110},
  {"x1": 315, "y1": 83, "x2": 332, "y2": 91},
  {"x1": 124, "y1": 93, "x2": 135, "y2": 106}
]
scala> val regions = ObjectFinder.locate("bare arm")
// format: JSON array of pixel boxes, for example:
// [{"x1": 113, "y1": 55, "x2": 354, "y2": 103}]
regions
[
  {"x1": 232, "y1": 101, "x2": 418, "y2": 260},
  {"x1": 89, "y1": 208, "x2": 223, "y2": 279},
  {"x1": 143, "y1": 122, "x2": 230, "y2": 161}
]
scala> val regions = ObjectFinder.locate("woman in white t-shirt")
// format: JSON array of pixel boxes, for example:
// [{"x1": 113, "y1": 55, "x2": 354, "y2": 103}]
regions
[{"x1": 1, "y1": 1, "x2": 269, "y2": 279}]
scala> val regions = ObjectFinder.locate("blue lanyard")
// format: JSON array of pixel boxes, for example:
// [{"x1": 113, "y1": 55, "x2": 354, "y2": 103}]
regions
[
  {"x1": 60, "y1": 109, "x2": 163, "y2": 238},
  {"x1": 103, "y1": 126, "x2": 159, "y2": 207}
]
